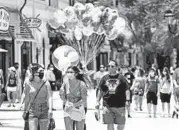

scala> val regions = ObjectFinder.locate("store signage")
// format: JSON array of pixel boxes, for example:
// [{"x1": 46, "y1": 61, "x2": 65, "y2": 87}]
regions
[
  {"x1": 24, "y1": 14, "x2": 42, "y2": 31},
  {"x1": 0, "y1": 7, "x2": 10, "y2": 32}
]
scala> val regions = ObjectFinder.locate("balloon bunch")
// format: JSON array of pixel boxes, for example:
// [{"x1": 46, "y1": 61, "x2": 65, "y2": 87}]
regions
[
  {"x1": 48, "y1": 3, "x2": 126, "y2": 41},
  {"x1": 49, "y1": 3, "x2": 126, "y2": 67}
]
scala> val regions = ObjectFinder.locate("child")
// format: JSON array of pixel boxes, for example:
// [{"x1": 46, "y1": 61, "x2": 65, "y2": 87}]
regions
[{"x1": 145, "y1": 68, "x2": 160, "y2": 118}]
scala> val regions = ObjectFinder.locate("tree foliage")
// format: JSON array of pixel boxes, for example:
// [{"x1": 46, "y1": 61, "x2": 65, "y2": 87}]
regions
[{"x1": 96, "y1": 0, "x2": 179, "y2": 55}]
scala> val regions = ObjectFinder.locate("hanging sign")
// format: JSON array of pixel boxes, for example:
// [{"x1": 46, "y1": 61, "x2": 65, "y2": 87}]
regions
[
  {"x1": 23, "y1": 14, "x2": 42, "y2": 31},
  {"x1": 0, "y1": 7, "x2": 10, "y2": 32}
]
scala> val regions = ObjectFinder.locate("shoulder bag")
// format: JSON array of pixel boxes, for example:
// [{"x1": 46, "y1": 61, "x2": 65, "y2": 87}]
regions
[{"x1": 23, "y1": 81, "x2": 46, "y2": 130}]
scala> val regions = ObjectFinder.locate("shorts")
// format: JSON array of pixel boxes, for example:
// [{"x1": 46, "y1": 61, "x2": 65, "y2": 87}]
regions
[
  {"x1": 49, "y1": 81, "x2": 56, "y2": 91},
  {"x1": 147, "y1": 92, "x2": 157, "y2": 105},
  {"x1": 160, "y1": 92, "x2": 171, "y2": 103},
  {"x1": 102, "y1": 107, "x2": 126, "y2": 124},
  {"x1": 7, "y1": 86, "x2": 17, "y2": 92},
  {"x1": 29, "y1": 102, "x2": 49, "y2": 119}
]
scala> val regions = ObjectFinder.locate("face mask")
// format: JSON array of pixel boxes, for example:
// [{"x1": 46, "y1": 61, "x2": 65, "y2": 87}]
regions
[{"x1": 39, "y1": 72, "x2": 44, "y2": 79}]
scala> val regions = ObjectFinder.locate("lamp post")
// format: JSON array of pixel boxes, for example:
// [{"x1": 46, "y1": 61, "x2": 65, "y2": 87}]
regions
[{"x1": 164, "y1": 9, "x2": 178, "y2": 35}]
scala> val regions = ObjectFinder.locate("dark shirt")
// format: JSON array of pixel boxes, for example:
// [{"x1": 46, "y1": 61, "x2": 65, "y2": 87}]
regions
[
  {"x1": 99, "y1": 74, "x2": 129, "y2": 108},
  {"x1": 124, "y1": 72, "x2": 135, "y2": 86},
  {"x1": 8, "y1": 75, "x2": 17, "y2": 87},
  {"x1": 146, "y1": 76, "x2": 159, "y2": 94}
]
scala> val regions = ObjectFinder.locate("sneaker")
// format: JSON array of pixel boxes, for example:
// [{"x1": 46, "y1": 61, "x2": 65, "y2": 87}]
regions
[
  {"x1": 7, "y1": 104, "x2": 11, "y2": 107},
  {"x1": 148, "y1": 115, "x2": 152, "y2": 118},
  {"x1": 12, "y1": 105, "x2": 15, "y2": 107},
  {"x1": 140, "y1": 108, "x2": 143, "y2": 111}
]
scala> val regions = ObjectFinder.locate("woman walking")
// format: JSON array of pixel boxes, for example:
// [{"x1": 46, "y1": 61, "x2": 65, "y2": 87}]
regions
[
  {"x1": 60, "y1": 66, "x2": 87, "y2": 130},
  {"x1": 159, "y1": 67, "x2": 173, "y2": 117},
  {"x1": 131, "y1": 68, "x2": 146, "y2": 111},
  {"x1": 23, "y1": 63, "x2": 52, "y2": 130}
]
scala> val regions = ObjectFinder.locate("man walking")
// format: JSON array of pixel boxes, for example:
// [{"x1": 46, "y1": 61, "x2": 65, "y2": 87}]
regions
[{"x1": 96, "y1": 60, "x2": 130, "y2": 130}]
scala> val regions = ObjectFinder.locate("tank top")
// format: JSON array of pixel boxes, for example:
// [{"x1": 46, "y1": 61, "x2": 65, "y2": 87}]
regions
[
  {"x1": 8, "y1": 74, "x2": 17, "y2": 87},
  {"x1": 29, "y1": 81, "x2": 48, "y2": 104}
]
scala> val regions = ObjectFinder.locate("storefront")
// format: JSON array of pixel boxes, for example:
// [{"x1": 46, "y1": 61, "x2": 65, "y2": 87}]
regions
[{"x1": 0, "y1": 7, "x2": 15, "y2": 83}]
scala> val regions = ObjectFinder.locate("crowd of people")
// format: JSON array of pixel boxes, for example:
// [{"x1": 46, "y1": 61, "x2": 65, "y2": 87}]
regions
[{"x1": 0, "y1": 61, "x2": 179, "y2": 130}]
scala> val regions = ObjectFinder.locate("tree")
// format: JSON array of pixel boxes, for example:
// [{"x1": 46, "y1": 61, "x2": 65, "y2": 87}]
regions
[{"x1": 96, "y1": 0, "x2": 179, "y2": 68}]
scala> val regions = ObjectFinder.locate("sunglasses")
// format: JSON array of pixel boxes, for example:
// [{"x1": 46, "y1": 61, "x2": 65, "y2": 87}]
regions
[
  {"x1": 107, "y1": 65, "x2": 115, "y2": 68},
  {"x1": 66, "y1": 71, "x2": 75, "y2": 74}
]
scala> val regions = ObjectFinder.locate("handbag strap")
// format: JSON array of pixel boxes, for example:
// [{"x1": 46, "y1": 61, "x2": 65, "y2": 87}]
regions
[{"x1": 25, "y1": 81, "x2": 46, "y2": 112}]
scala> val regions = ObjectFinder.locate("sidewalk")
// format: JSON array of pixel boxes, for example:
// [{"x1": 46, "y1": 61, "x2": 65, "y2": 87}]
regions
[
  {"x1": 0, "y1": 90, "x2": 176, "y2": 114},
  {"x1": 0, "y1": 90, "x2": 97, "y2": 111}
]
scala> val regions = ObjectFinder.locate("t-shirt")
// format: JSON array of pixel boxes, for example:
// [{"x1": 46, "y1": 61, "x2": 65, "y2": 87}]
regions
[
  {"x1": 146, "y1": 76, "x2": 159, "y2": 93},
  {"x1": 98, "y1": 74, "x2": 129, "y2": 108},
  {"x1": 124, "y1": 72, "x2": 135, "y2": 86}
]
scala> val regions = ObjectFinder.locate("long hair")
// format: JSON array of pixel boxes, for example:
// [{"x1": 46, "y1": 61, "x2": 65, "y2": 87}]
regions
[
  {"x1": 162, "y1": 67, "x2": 171, "y2": 83},
  {"x1": 67, "y1": 66, "x2": 87, "y2": 87}
]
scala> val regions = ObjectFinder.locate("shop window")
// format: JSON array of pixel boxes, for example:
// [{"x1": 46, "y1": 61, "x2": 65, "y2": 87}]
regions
[{"x1": 0, "y1": 40, "x2": 13, "y2": 83}]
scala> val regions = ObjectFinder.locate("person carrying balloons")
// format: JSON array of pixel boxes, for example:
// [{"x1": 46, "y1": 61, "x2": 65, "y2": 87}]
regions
[{"x1": 60, "y1": 66, "x2": 87, "y2": 130}]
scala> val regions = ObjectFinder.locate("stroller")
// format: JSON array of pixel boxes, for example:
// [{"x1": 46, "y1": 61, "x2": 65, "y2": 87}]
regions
[{"x1": 172, "y1": 87, "x2": 179, "y2": 119}]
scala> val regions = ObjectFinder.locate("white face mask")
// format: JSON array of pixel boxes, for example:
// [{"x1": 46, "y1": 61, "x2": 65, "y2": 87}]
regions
[{"x1": 66, "y1": 70, "x2": 75, "y2": 80}]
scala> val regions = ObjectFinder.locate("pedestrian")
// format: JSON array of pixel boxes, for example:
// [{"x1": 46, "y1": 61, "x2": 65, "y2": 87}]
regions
[
  {"x1": 96, "y1": 60, "x2": 130, "y2": 130},
  {"x1": 144, "y1": 68, "x2": 160, "y2": 118},
  {"x1": 172, "y1": 84, "x2": 179, "y2": 118},
  {"x1": 60, "y1": 66, "x2": 87, "y2": 130},
  {"x1": 0, "y1": 69, "x2": 4, "y2": 94},
  {"x1": 5, "y1": 67, "x2": 18, "y2": 107},
  {"x1": 93, "y1": 65, "x2": 108, "y2": 89},
  {"x1": 159, "y1": 67, "x2": 173, "y2": 117},
  {"x1": 0, "y1": 69, "x2": 4, "y2": 127},
  {"x1": 22, "y1": 63, "x2": 52, "y2": 130},
  {"x1": 124, "y1": 67, "x2": 135, "y2": 118},
  {"x1": 131, "y1": 68, "x2": 146, "y2": 111},
  {"x1": 46, "y1": 64, "x2": 56, "y2": 110},
  {"x1": 14, "y1": 63, "x2": 22, "y2": 103}
]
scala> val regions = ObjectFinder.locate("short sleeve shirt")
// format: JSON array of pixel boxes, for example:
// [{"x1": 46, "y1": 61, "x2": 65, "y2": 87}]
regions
[{"x1": 98, "y1": 74, "x2": 129, "y2": 108}]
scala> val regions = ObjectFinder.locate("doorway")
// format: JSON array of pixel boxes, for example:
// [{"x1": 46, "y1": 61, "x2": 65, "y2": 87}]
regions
[{"x1": 21, "y1": 41, "x2": 32, "y2": 81}]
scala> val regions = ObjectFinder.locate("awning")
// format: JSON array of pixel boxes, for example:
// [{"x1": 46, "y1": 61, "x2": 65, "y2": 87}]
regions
[{"x1": 0, "y1": 48, "x2": 8, "y2": 52}]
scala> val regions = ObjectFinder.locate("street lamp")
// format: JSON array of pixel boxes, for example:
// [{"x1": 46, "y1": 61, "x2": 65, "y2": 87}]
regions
[{"x1": 164, "y1": 9, "x2": 178, "y2": 34}]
